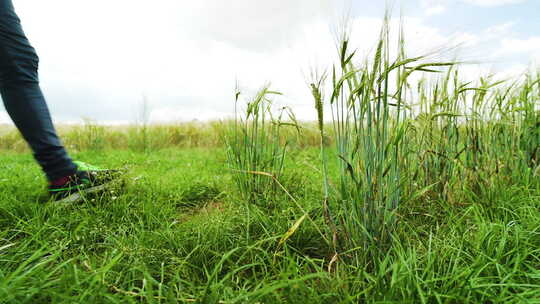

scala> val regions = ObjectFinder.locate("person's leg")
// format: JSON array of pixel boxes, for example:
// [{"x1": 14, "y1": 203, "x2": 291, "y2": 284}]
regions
[{"x1": 0, "y1": 0, "x2": 77, "y2": 181}]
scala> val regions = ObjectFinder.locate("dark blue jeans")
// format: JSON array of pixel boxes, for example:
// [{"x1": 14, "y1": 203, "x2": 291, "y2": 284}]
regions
[{"x1": 0, "y1": 0, "x2": 76, "y2": 181}]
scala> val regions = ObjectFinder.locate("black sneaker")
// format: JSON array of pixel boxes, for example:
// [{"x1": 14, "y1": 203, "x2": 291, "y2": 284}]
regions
[{"x1": 48, "y1": 161, "x2": 119, "y2": 203}]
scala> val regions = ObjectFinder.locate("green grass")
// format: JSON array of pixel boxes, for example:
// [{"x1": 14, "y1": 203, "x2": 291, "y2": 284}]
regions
[{"x1": 0, "y1": 147, "x2": 539, "y2": 303}]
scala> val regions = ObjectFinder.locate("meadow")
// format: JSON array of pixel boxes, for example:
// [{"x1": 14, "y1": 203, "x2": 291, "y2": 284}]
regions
[{"x1": 0, "y1": 19, "x2": 539, "y2": 303}]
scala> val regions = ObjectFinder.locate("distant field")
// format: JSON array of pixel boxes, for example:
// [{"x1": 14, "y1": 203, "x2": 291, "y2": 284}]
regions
[
  {"x1": 0, "y1": 124, "x2": 13, "y2": 135},
  {"x1": 0, "y1": 121, "x2": 325, "y2": 152}
]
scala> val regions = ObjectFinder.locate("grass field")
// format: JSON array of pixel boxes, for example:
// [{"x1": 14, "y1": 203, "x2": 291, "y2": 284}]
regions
[
  {"x1": 1, "y1": 18, "x2": 540, "y2": 303},
  {"x1": 0, "y1": 146, "x2": 539, "y2": 303}
]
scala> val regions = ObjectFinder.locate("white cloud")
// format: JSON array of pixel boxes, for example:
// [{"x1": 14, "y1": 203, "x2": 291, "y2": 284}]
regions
[
  {"x1": 494, "y1": 36, "x2": 540, "y2": 63},
  {"x1": 420, "y1": 0, "x2": 448, "y2": 16},
  {"x1": 347, "y1": 17, "x2": 479, "y2": 59},
  {"x1": 167, "y1": 0, "x2": 337, "y2": 51},
  {"x1": 484, "y1": 22, "x2": 515, "y2": 37},
  {"x1": 7, "y1": 0, "x2": 342, "y2": 123},
  {"x1": 424, "y1": 0, "x2": 527, "y2": 8},
  {"x1": 425, "y1": 5, "x2": 447, "y2": 16},
  {"x1": 0, "y1": 111, "x2": 10, "y2": 124},
  {"x1": 461, "y1": 0, "x2": 527, "y2": 6},
  {"x1": 0, "y1": 0, "x2": 535, "y2": 125}
]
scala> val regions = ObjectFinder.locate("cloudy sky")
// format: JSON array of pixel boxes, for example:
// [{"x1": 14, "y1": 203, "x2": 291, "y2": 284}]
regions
[{"x1": 1, "y1": 0, "x2": 538, "y2": 124}]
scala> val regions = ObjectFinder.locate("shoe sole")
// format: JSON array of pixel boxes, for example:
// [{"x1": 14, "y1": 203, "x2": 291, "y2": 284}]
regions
[{"x1": 53, "y1": 183, "x2": 112, "y2": 204}]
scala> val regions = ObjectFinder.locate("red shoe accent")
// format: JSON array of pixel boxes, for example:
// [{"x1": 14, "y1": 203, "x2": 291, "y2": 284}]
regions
[{"x1": 49, "y1": 176, "x2": 72, "y2": 187}]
